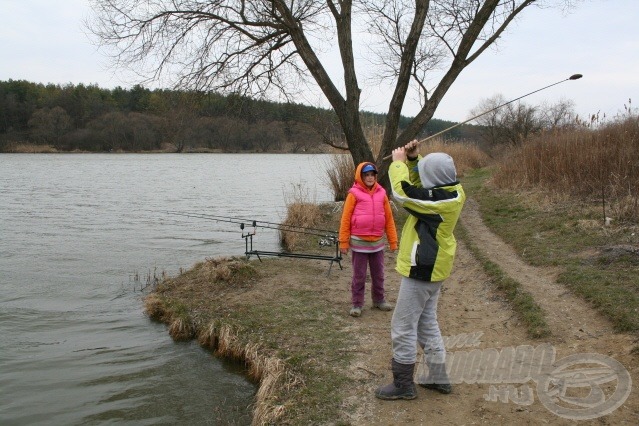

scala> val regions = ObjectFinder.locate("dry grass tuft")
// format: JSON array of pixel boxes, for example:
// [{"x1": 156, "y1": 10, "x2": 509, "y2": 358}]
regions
[
  {"x1": 216, "y1": 325, "x2": 240, "y2": 358},
  {"x1": 252, "y1": 357, "x2": 289, "y2": 425},
  {"x1": 323, "y1": 153, "x2": 354, "y2": 202},
  {"x1": 197, "y1": 321, "x2": 218, "y2": 348},
  {"x1": 175, "y1": 257, "x2": 257, "y2": 292},
  {"x1": 279, "y1": 202, "x2": 323, "y2": 250},
  {"x1": 169, "y1": 317, "x2": 195, "y2": 341},
  {"x1": 144, "y1": 288, "x2": 196, "y2": 341},
  {"x1": 144, "y1": 293, "x2": 166, "y2": 321},
  {"x1": 243, "y1": 342, "x2": 263, "y2": 380},
  {"x1": 280, "y1": 183, "x2": 323, "y2": 250}
]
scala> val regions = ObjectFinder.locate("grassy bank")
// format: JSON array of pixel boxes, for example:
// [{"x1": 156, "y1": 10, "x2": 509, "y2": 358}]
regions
[
  {"x1": 144, "y1": 200, "x2": 410, "y2": 424},
  {"x1": 463, "y1": 167, "x2": 639, "y2": 333}
]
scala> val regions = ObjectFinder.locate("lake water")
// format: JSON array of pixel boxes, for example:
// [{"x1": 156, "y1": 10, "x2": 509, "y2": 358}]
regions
[{"x1": 0, "y1": 153, "x2": 335, "y2": 425}]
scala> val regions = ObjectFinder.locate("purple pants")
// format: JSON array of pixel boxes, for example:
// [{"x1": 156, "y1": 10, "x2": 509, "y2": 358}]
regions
[{"x1": 351, "y1": 250, "x2": 386, "y2": 307}]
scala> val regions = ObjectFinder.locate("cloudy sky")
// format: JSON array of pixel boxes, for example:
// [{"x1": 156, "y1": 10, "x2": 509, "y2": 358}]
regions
[{"x1": 1, "y1": 0, "x2": 637, "y2": 122}]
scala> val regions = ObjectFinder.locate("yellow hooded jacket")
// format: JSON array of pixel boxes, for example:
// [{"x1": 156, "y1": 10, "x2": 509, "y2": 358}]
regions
[{"x1": 389, "y1": 153, "x2": 465, "y2": 282}]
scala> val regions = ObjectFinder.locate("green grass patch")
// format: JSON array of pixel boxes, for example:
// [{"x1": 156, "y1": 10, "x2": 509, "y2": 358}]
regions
[{"x1": 558, "y1": 266, "x2": 639, "y2": 332}]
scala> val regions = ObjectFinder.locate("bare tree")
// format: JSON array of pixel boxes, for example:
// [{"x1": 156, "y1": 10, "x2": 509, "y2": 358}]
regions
[
  {"x1": 160, "y1": 94, "x2": 200, "y2": 152},
  {"x1": 500, "y1": 102, "x2": 540, "y2": 145},
  {"x1": 88, "y1": 0, "x2": 574, "y2": 185},
  {"x1": 540, "y1": 98, "x2": 576, "y2": 129},
  {"x1": 470, "y1": 94, "x2": 506, "y2": 147},
  {"x1": 472, "y1": 95, "x2": 576, "y2": 147},
  {"x1": 472, "y1": 96, "x2": 540, "y2": 146}
]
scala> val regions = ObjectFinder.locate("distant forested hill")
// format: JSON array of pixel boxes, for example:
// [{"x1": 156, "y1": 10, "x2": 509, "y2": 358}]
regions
[{"x1": 0, "y1": 80, "x2": 479, "y2": 153}]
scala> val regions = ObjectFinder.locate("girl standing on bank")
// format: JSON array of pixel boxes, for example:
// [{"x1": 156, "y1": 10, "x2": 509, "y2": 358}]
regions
[{"x1": 339, "y1": 162, "x2": 398, "y2": 317}]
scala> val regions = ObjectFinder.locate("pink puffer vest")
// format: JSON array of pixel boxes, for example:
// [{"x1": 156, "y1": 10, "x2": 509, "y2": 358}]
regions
[{"x1": 348, "y1": 184, "x2": 387, "y2": 237}]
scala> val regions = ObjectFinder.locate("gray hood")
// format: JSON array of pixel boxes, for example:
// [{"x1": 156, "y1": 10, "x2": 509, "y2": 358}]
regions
[{"x1": 417, "y1": 152, "x2": 457, "y2": 188}]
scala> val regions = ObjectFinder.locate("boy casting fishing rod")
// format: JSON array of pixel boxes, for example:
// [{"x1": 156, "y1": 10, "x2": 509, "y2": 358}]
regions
[
  {"x1": 375, "y1": 140, "x2": 465, "y2": 400},
  {"x1": 374, "y1": 73, "x2": 582, "y2": 400}
]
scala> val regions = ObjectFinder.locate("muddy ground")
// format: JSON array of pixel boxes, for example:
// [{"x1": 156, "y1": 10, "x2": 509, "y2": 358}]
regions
[{"x1": 317, "y1": 198, "x2": 638, "y2": 425}]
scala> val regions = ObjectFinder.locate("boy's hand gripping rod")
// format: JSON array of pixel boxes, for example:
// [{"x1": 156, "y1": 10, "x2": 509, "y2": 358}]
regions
[{"x1": 382, "y1": 73, "x2": 583, "y2": 161}]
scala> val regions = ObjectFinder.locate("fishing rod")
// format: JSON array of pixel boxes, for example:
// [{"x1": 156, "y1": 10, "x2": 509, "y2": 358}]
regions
[
  {"x1": 382, "y1": 73, "x2": 583, "y2": 161},
  {"x1": 159, "y1": 210, "x2": 338, "y2": 238}
]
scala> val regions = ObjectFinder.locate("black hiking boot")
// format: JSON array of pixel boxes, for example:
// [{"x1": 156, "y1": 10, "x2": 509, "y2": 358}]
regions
[
  {"x1": 375, "y1": 359, "x2": 417, "y2": 400},
  {"x1": 417, "y1": 362, "x2": 452, "y2": 394}
]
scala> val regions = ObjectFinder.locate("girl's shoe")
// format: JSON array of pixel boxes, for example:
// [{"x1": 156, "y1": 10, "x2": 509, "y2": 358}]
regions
[{"x1": 349, "y1": 306, "x2": 362, "y2": 317}]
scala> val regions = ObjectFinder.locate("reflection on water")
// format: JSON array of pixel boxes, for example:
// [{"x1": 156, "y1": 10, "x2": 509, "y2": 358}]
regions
[{"x1": 0, "y1": 153, "x2": 334, "y2": 424}]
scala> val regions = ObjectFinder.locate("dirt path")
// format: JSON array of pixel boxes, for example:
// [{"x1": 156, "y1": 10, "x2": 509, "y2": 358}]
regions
[{"x1": 330, "y1": 197, "x2": 638, "y2": 425}]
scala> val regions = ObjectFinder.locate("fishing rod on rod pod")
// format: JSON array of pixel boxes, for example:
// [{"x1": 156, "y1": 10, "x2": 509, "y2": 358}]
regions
[
  {"x1": 382, "y1": 73, "x2": 583, "y2": 161},
  {"x1": 157, "y1": 210, "x2": 338, "y2": 238},
  {"x1": 153, "y1": 209, "x2": 344, "y2": 275}
]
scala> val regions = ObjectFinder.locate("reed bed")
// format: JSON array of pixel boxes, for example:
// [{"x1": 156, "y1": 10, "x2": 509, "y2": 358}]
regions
[
  {"x1": 492, "y1": 115, "x2": 639, "y2": 223},
  {"x1": 323, "y1": 153, "x2": 354, "y2": 202},
  {"x1": 416, "y1": 138, "x2": 491, "y2": 177}
]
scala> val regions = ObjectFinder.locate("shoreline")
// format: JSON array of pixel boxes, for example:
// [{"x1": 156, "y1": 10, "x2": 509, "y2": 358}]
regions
[{"x1": 1, "y1": 143, "x2": 331, "y2": 155}]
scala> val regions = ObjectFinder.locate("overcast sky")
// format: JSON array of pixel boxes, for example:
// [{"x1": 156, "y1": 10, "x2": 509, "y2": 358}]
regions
[{"x1": 1, "y1": 0, "x2": 637, "y2": 122}]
